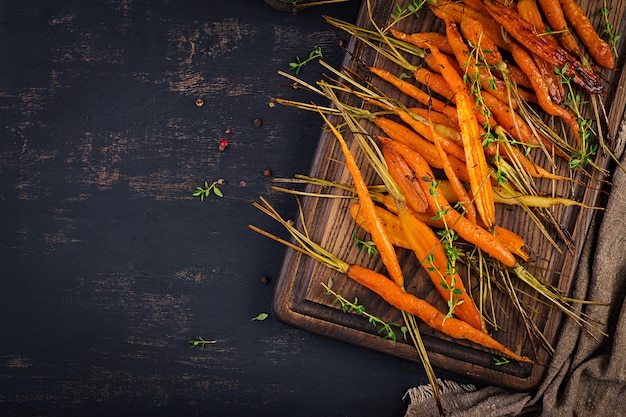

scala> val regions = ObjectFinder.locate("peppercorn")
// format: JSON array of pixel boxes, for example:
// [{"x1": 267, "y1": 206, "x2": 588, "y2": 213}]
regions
[
  {"x1": 218, "y1": 138, "x2": 229, "y2": 151},
  {"x1": 253, "y1": 118, "x2": 263, "y2": 128},
  {"x1": 260, "y1": 275, "x2": 270, "y2": 285},
  {"x1": 263, "y1": 168, "x2": 273, "y2": 177}
]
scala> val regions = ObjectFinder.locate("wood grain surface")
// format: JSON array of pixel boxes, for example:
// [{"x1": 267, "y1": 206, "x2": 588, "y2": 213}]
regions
[
  {"x1": 0, "y1": 1, "x2": 475, "y2": 417},
  {"x1": 272, "y1": 0, "x2": 626, "y2": 391}
]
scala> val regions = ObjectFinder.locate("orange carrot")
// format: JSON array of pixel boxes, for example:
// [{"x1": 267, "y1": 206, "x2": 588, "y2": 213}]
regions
[
  {"x1": 438, "y1": 12, "x2": 537, "y2": 107},
  {"x1": 389, "y1": 29, "x2": 454, "y2": 54},
  {"x1": 560, "y1": 0, "x2": 615, "y2": 69},
  {"x1": 517, "y1": 0, "x2": 566, "y2": 104},
  {"x1": 380, "y1": 138, "x2": 518, "y2": 268},
  {"x1": 536, "y1": 0, "x2": 583, "y2": 57},
  {"x1": 427, "y1": 44, "x2": 496, "y2": 230},
  {"x1": 482, "y1": 0, "x2": 604, "y2": 95},
  {"x1": 431, "y1": 2, "x2": 509, "y2": 51},
  {"x1": 350, "y1": 200, "x2": 530, "y2": 265},
  {"x1": 319, "y1": 111, "x2": 405, "y2": 288},
  {"x1": 407, "y1": 106, "x2": 459, "y2": 129},
  {"x1": 345, "y1": 264, "x2": 533, "y2": 363},
  {"x1": 427, "y1": 115, "x2": 478, "y2": 224},
  {"x1": 368, "y1": 66, "x2": 459, "y2": 123},
  {"x1": 381, "y1": 139, "x2": 429, "y2": 214},
  {"x1": 508, "y1": 41, "x2": 582, "y2": 148}
]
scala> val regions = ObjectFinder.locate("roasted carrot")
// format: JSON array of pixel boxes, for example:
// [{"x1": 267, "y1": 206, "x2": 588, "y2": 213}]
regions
[
  {"x1": 437, "y1": 12, "x2": 537, "y2": 107},
  {"x1": 368, "y1": 66, "x2": 459, "y2": 124},
  {"x1": 560, "y1": 0, "x2": 615, "y2": 69},
  {"x1": 482, "y1": 0, "x2": 604, "y2": 95},
  {"x1": 427, "y1": 44, "x2": 496, "y2": 230},
  {"x1": 427, "y1": 115, "x2": 478, "y2": 224},
  {"x1": 536, "y1": 0, "x2": 583, "y2": 57},
  {"x1": 407, "y1": 106, "x2": 459, "y2": 129},
  {"x1": 517, "y1": 0, "x2": 566, "y2": 104},
  {"x1": 381, "y1": 139, "x2": 429, "y2": 214},
  {"x1": 318, "y1": 110, "x2": 405, "y2": 288},
  {"x1": 366, "y1": 144, "x2": 485, "y2": 331},
  {"x1": 350, "y1": 200, "x2": 530, "y2": 265},
  {"x1": 431, "y1": 2, "x2": 509, "y2": 51},
  {"x1": 250, "y1": 202, "x2": 532, "y2": 363},
  {"x1": 380, "y1": 138, "x2": 518, "y2": 268},
  {"x1": 508, "y1": 41, "x2": 582, "y2": 148},
  {"x1": 345, "y1": 264, "x2": 532, "y2": 363},
  {"x1": 389, "y1": 28, "x2": 454, "y2": 55}
]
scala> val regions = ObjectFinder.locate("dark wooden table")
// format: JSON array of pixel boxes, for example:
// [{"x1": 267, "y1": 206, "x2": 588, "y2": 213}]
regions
[{"x1": 0, "y1": 1, "x2": 479, "y2": 416}]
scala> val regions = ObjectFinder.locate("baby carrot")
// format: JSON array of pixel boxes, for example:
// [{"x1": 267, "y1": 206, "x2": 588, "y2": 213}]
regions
[
  {"x1": 559, "y1": 0, "x2": 615, "y2": 69},
  {"x1": 318, "y1": 110, "x2": 405, "y2": 288},
  {"x1": 517, "y1": 0, "x2": 566, "y2": 104},
  {"x1": 345, "y1": 264, "x2": 533, "y2": 363},
  {"x1": 427, "y1": 115, "x2": 478, "y2": 224},
  {"x1": 508, "y1": 41, "x2": 582, "y2": 148},
  {"x1": 381, "y1": 140, "x2": 429, "y2": 214},
  {"x1": 482, "y1": 0, "x2": 604, "y2": 95},
  {"x1": 389, "y1": 28, "x2": 455, "y2": 55},
  {"x1": 427, "y1": 44, "x2": 496, "y2": 230},
  {"x1": 407, "y1": 106, "x2": 459, "y2": 129},
  {"x1": 536, "y1": 0, "x2": 583, "y2": 57},
  {"x1": 368, "y1": 66, "x2": 459, "y2": 123},
  {"x1": 380, "y1": 138, "x2": 518, "y2": 268}
]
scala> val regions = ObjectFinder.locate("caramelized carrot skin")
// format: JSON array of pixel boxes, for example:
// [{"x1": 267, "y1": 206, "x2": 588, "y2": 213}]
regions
[
  {"x1": 345, "y1": 264, "x2": 533, "y2": 363},
  {"x1": 482, "y1": 0, "x2": 604, "y2": 95},
  {"x1": 559, "y1": 0, "x2": 615, "y2": 69},
  {"x1": 537, "y1": 0, "x2": 583, "y2": 57}
]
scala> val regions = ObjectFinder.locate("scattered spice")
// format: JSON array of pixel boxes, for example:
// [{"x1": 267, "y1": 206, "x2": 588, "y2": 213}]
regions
[
  {"x1": 195, "y1": 98, "x2": 205, "y2": 107},
  {"x1": 263, "y1": 168, "x2": 273, "y2": 177},
  {"x1": 218, "y1": 138, "x2": 230, "y2": 151},
  {"x1": 239, "y1": 180, "x2": 246, "y2": 187},
  {"x1": 253, "y1": 118, "x2": 263, "y2": 128},
  {"x1": 260, "y1": 275, "x2": 271, "y2": 285},
  {"x1": 225, "y1": 128, "x2": 231, "y2": 134}
]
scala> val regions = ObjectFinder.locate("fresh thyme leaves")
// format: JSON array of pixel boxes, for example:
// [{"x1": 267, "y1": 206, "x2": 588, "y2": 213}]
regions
[
  {"x1": 352, "y1": 231, "x2": 378, "y2": 256},
  {"x1": 188, "y1": 337, "x2": 217, "y2": 350},
  {"x1": 390, "y1": 0, "x2": 427, "y2": 27},
  {"x1": 554, "y1": 63, "x2": 596, "y2": 169},
  {"x1": 600, "y1": 1, "x2": 620, "y2": 56},
  {"x1": 289, "y1": 46, "x2": 322, "y2": 74},
  {"x1": 193, "y1": 179, "x2": 225, "y2": 201},
  {"x1": 322, "y1": 279, "x2": 402, "y2": 341}
]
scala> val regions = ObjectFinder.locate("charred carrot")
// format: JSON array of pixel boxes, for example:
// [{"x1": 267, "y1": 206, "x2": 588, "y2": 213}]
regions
[
  {"x1": 508, "y1": 41, "x2": 582, "y2": 148},
  {"x1": 427, "y1": 44, "x2": 496, "y2": 230},
  {"x1": 345, "y1": 264, "x2": 532, "y2": 363},
  {"x1": 560, "y1": 0, "x2": 615, "y2": 69},
  {"x1": 536, "y1": 0, "x2": 583, "y2": 57},
  {"x1": 517, "y1": 0, "x2": 566, "y2": 104},
  {"x1": 482, "y1": 0, "x2": 604, "y2": 95},
  {"x1": 318, "y1": 110, "x2": 405, "y2": 288}
]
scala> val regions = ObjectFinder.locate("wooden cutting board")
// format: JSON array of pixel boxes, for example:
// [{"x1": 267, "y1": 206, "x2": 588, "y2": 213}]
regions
[{"x1": 271, "y1": 0, "x2": 626, "y2": 390}]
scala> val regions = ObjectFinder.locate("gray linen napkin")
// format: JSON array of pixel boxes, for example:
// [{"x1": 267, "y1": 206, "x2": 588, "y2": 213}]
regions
[{"x1": 404, "y1": 128, "x2": 626, "y2": 417}]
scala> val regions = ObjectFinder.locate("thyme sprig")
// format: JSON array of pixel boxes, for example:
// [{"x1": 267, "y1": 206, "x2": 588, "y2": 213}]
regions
[
  {"x1": 322, "y1": 278, "x2": 402, "y2": 341},
  {"x1": 289, "y1": 46, "x2": 323, "y2": 74}
]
